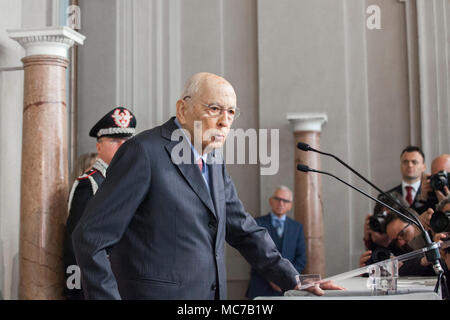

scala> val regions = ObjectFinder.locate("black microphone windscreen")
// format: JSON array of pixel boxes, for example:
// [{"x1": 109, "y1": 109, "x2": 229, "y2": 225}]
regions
[
  {"x1": 297, "y1": 142, "x2": 311, "y2": 151},
  {"x1": 297, "y1": 164, "x2": 310, "y2": 172}
]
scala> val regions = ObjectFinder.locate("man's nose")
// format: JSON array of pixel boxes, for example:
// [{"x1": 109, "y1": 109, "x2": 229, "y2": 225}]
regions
[{"x1": 218, "y1": 111, "x2": 232, "y2": 127}]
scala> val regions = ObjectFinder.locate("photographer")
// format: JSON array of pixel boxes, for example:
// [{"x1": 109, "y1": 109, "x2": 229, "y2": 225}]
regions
[
  {"x1": 360, "y1": 187, "x2": 438, "y2": 276},
  {"x1": 360, "y1": 211, "x2": 437, "y2": 277},
  {"x1": 418, "y1": 154, "x2": 450, "y2": 211},
  {"x1": 433, "y1": 197, "x2": 450, "y2": 299},
  {"x1": 363, "y1": 194, "x2": 397, "y2": 251}
]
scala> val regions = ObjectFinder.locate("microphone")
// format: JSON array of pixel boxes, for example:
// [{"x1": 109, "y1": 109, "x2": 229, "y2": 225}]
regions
[
  {"x1": 297, "y1": 142, "x2": 312, "y2": 152},
  {"x1": 297, "y1": 142, "x2": 444, "y2": 275}
]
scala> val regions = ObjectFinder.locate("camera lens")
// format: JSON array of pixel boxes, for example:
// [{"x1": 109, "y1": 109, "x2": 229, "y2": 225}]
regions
[
  {"x1": 430, "y1": 171, "x2": 449, "y2": 193},
  {"x1": 372, "y1": 247, "x2": 391, "y2": 262},
  {"x1": 430, "y1": 211, "x2": 450, "y2": 233},
  {"x1": 365, "y1": 246, "x2": 392, "y2": 265}
]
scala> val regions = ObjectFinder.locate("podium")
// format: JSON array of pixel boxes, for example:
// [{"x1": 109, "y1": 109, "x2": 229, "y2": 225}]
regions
[{"x1": 276, "y1": 276, "x2": 441, "y2": 300}]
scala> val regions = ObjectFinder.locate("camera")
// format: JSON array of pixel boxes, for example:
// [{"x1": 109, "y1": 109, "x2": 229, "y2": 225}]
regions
[
  {"x1": 369, "y1": 210, "x2": 389, "y2": 233},
  {"x1": 370, "y1": 192, "x2": 404, "y2": 234},
  {"x1": 430, "y1": 210, "x2": 450, "y2": 233},
  {"x1": 429, "y1": 170, "x2": 449, "y2": 193},
  {"x1": 365, "y1": 246, "x2": 392, "y2": 265}
]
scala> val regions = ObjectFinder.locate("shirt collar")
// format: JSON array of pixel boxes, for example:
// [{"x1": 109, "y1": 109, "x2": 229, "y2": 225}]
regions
[
  {"x1": 174, "y1": 118, "x2": 208, "y2": 163},
  {"x1": 402, "y1": 179, "x2": 421, "y2": 192},
  {"x1": 270, "y1": 212, "x2": 286, "y2": 222}
]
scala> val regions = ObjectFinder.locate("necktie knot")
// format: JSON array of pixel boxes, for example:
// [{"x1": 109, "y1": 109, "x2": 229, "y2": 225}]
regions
[{"x1": 272, "y1": 219, "x2": 282, "y2": 228}]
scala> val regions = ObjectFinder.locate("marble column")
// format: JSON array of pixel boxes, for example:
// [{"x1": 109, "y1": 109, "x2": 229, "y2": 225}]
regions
[
  {"x1": 8, "y1": 27, "x2": 85, "y2": 299},
  {"x1": 287, "y1": 113, "x2": 327, "y2": 277}
]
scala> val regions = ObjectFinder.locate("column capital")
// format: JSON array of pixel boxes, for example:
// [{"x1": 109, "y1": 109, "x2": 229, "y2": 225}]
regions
[
  {"x1": 7, "y1": 26, "x2": 85, "y2": 59},
  {"x1": 287, "y1": 112, "x2": 328, "y2": 132}
]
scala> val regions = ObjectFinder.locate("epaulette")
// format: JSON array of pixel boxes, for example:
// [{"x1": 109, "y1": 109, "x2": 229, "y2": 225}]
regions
[
  {"x1": 77, "y1": 169, "x2": 99, "y2": 181},
  {"x1": 68, "y1": 169, "x2": 101, "y2": 213}
]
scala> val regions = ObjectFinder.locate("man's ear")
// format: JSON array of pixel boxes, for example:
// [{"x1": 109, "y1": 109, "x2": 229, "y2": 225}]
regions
[
  {"x1": 176, "y1": 99, "x2": 187, "y2": 125},
  {"x1": 95, "y1": 141, "x2": 101, "y2": 154}
]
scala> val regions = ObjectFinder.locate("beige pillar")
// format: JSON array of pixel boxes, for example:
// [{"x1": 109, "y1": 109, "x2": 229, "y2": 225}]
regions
[
  {"x1": 287, "y1": 113, "x2": 327, "y2": 277},
  {"x1": 8, "y1": 27, "x2": 85, "y2": 299}
]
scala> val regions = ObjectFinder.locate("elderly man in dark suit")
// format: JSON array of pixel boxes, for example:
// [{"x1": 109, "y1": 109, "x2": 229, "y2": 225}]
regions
[
  {"x1": 246, "y1": 186, "x2": 306, "y2": 299},
  {"x1": 72, "y1": 72, "x2": 342, "y2": 300}
]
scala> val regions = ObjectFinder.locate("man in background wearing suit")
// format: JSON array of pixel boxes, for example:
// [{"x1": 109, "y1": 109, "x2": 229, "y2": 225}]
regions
[
  {"x1": 73, "y1": 72, "x2": 342, "y2": 299},
  {"x1": 364, "y1": 146, "x2": 428, "y2": 251},
  {"x1": 391, "y1": 146, "x2": 427, "y2": 214},
  {"x1": 246, "y1": 186, "x2": 306, "y2": 299}
]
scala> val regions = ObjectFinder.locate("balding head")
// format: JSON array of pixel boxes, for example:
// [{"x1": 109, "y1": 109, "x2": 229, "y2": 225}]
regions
[
  {"x1": 431, "y1": 154, "x2": 450, "y2": 174},
  {"x1": 180, "y1": 72, "x2": 236, "y2": 102},
  {"x1": 176, "y1": 72, "x2": 237, "y2": 154}
]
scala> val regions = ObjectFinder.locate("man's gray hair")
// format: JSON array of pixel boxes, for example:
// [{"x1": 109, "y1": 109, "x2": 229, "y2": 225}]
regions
[
  {"x1": 273, "y1": 185, "x2": 293, "y2": 199},
  {"x1": 180, "y1": 73, "x2": 205, "y2": 99}
]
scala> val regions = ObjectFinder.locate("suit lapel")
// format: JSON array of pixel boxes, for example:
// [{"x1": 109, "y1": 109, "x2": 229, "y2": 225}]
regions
[
  {"x1": 413, "y1": 184, "x2": 421, "y2": 202},
  {"x1": 162, "y1": 118, "x2": 217, "y2": 219},
  {"x1": 208, "y1": 152, "x2": 224, "y2": 220}
]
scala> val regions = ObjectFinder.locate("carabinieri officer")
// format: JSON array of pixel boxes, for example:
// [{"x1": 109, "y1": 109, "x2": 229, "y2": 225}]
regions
[{"x1": 63, "y1": 107, "x2": 137, "y2": 299}]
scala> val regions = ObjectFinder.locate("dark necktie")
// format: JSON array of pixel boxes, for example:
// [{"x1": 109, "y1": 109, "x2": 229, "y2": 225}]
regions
[{"x1": 405, "y1": 186, "x2": 413, "y2": 206}]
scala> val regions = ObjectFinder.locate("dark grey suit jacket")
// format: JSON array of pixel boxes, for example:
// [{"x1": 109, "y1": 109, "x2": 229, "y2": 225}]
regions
[{"x1": 72, "y1": 117, "x2": 298, "y2": 300}]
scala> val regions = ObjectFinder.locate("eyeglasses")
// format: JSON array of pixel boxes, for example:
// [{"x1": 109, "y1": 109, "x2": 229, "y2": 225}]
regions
[
  {"x1": 272, "y1": 196, "x2": 292, "y2": 204},
  {"x1": 183, "y1": 96, "x2": 241, "y2": 120},
  {"x1": 395, "y1": 222, "x2": 411, "y2": 241}
]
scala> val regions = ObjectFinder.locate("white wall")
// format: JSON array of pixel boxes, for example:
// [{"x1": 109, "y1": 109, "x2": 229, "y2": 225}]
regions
[
  {"x1": 417, "y1": 0, "x2": 450, "y2": 160},
  {"x1": 0, "y1": 0, "x2": 24, "y2": 300}
]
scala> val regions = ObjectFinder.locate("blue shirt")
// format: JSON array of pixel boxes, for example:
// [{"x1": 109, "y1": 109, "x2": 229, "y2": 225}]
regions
[{"x1": 174, "y1": 118, "x2": 210, "y2": 189}]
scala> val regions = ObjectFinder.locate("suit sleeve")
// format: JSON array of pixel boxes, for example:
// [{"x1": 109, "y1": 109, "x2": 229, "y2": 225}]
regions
[
  {"x1": 292, "y1": 223, "x2": 307, "y2": 274},
  {"x1": 72, "y1": 138, "x2": 151, "y2": 299},
  {"x1": 223, "y1": 165, "x2": 298, "y2": 291}
]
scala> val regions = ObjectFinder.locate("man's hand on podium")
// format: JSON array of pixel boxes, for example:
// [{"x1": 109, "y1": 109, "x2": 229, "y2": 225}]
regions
[
  {"x1": 269, "y1": 281, "x2": 282, "y2": 293},
  {"x1": 293, "y1": 275, "x2": 345, "y2": 296}
]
